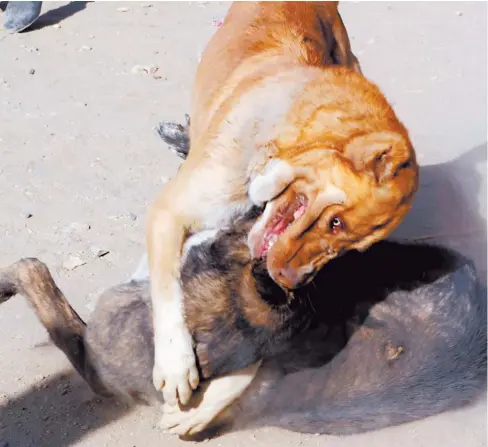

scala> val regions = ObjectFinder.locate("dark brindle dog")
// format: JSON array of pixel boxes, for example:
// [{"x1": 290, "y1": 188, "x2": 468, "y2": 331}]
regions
[
  {"x1": 1, "y1": 219, "x2": 486, "y2": 438},
  {"x1": 0, "y1": 129, "x2": 486, "y2": 438}
]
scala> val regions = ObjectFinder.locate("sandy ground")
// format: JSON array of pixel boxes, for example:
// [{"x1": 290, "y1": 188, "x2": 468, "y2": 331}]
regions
[{"x1": 0, "y1": 1, "x2": 486, "y2": 446}]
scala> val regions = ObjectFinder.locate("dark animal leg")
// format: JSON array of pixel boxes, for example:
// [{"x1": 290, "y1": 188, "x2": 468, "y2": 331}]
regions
[{"x1": 0, "y1": 258, "x2": 112, "y2": 397}]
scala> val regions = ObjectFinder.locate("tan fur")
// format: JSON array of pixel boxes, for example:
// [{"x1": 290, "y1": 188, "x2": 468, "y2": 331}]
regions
[{"x1": 147, "y1": 1, "x2": 418, "y2": 404}]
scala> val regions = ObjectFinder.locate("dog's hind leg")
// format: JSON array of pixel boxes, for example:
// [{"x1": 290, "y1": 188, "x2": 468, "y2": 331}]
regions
[{"x1": 0, "y1": 258, "x2": 112, "y2": 397}]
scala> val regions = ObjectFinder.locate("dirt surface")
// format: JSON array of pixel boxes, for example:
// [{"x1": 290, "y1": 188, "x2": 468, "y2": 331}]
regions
[{"x1": 0, "y1": 2, "x2": 486, "y2": 447}]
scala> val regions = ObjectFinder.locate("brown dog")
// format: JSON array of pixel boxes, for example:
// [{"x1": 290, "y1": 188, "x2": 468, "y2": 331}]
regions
[
  {"x1": 0, "y1": 211, "x2": 485, "y2": 438},
  {"x1": 147, "y1": 1, "x2": 419, "y2": 406}
]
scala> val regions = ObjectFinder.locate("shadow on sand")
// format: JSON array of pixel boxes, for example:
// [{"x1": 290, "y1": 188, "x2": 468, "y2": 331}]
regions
[
  {"x1": 0, "y1": 371, "x2": 135, "y2": 447},
  {"x1": 30, "y1": 1, "x2": 90, "y2": 31},
  {"x1": 392, "y1": 143, "x2": 487, "y2": 280}
]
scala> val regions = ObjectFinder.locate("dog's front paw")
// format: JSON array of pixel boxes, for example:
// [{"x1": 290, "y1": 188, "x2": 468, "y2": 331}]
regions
[
  {"x1": 249, "y1": 159, "x2": 295, "y2": 206},
  {"x1": 160, "y1": 401, "x2": 218, "y2": 437},
  {"x1": 153, "y1": 322, "x2": 199, "y2": 406}
]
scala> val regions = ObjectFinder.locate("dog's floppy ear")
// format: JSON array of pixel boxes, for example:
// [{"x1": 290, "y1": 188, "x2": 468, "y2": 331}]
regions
[
  {"x1": 330, "y1": 12, "x2": 362, "y2": 73},
  {"x1": 343, "y1": 132, "x2": 415, "y2": 184},
  {"x1": 316, "y1": 3, "x2": 362, "y2": 73}
]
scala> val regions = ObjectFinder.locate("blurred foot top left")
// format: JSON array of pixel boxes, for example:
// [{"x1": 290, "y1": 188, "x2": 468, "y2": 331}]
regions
[{"x1": 3, "y1": 1, "x2": 42, "y2": 34}]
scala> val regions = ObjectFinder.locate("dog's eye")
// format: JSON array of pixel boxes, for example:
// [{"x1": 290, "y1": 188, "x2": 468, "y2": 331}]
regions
[{"x1": 329, "y1": 216, "x2": 344, "y2": 234}]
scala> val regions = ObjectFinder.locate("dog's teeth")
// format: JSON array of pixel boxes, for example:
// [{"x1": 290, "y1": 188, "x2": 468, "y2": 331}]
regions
[
  {"x1": 293, "y1": 205, "x2": 305, "y2": 220},
  {"x1": 268, "y1": 234, "x2": 278, "y2": 249}
]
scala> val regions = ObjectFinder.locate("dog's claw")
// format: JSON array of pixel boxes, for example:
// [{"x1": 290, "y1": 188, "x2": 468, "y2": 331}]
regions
[
  {"x1": 153, "y1": 358, "x2": 199, "y2": 407},
  {"x1": 152, "y1": 319, "x2": 199, "y2": 406}
]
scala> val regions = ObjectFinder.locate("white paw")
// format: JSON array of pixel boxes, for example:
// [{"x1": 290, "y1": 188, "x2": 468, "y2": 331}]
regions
[
  {"x1": 160, "y1": 402, "x2": 218, "y2": 436},
  {"x1": 153, "y1": 318, "x2": 199, "y2": 406},
  {"x1": 159, "y1": 362, "x2": 262, "y2": 436},
  {"x1": 249, "y1": 159, "x2": 295, "y2": 206}
]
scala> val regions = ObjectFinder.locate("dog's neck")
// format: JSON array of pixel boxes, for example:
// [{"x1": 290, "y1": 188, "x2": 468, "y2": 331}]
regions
[{"x1": 198, "y1": 66, "x2": 322, "y2": 175}]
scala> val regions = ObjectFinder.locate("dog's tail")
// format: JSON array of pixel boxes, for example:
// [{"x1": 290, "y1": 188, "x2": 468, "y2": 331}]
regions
[
  {"x1": 156, "y1": 114, "x2": 190, "y2": 159},
  {"x1": 236, "y1": 261, "x2": 487, "y2": 435},
  {"x1": 0, "y1": 258, "x2": 112, "y2": 397}
]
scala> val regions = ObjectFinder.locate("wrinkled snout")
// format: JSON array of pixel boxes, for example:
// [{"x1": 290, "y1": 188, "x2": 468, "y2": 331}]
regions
[
  {"x1": 272, "y1": 267, "x2": 309, "y2": 289},
  {"x1": 266, "y1": 235, "x2": 338, "y2": 290},
  {"x1": 268, "y1": 258, "x2": 317, "y2": 290}
]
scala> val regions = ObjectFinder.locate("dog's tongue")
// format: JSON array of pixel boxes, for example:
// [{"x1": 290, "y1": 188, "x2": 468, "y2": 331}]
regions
[
  {"x1": 271, "y1": 219, "x2": 289, "y2": 235},
  {"x1": 258, "y1": 201, "x2": 306, "y2": 257}
]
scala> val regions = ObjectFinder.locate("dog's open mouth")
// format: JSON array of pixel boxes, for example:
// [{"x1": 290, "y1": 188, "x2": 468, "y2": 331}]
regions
[{"x1": 258, "y1": 193, "x2": 307, "y2": 258}]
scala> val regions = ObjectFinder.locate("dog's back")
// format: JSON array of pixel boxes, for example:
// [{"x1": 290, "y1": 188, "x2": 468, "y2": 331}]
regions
[
  {"x1": 232, "y1": 253, "x2": 487, "y2": 434},
  {"x1": 190, "y1": 1, "x2": 360, "y2": 148}
]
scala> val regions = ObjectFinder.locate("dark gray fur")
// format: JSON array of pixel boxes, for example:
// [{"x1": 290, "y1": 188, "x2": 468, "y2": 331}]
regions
[
  {"x1": 233, "y1": 262, "x2": 487, "y2": 435},
  {"x1": 1, "y1": 213, "x2": 486, "y2": 438},
  {"x1": 88, "y1": 237, "x2": 487, "y2": 436}
]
